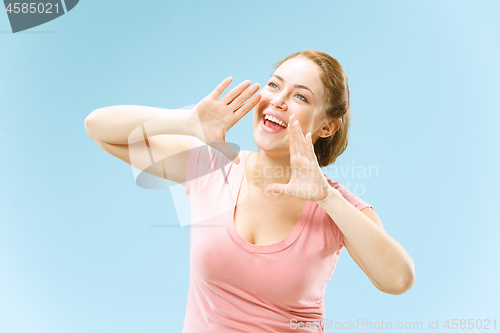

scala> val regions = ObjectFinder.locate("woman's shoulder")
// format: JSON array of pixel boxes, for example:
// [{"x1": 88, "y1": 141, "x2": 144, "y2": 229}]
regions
[
  {"x1": 240, "y1": 149, "x2": 254, "y2": 158},
  {"x1": 323, "y1": 174, "x2": 372, "y2": 211}
]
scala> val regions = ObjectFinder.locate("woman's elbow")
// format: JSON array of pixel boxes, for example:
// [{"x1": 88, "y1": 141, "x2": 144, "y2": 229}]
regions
[
  {"x1": 388, "y1": 266, "x2": 416, "y2": 295},
  {"x1": 392, "y1": 255, "x2": 416, "y2": 295},
  {"x1": 378, "y1": 264, "x2": 416, "y2": 295},
  {"x1": 84, "y1": 114, "x2": 97, "y2": 140},
  {"x1": 393, "y1": 272, "x2": 415, "y2": 295},
  {"x1": 84, "y1": 109, "x2": 105, "y2": 140}
]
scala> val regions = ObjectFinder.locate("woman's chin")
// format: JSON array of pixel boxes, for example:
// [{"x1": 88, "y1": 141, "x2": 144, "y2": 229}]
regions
[
  {"x1": 254, "y1": 139, "x2": 287, "y2": 153},
  {"x1": 253, "y1": 128, "x2": 289, "y2": 151}
]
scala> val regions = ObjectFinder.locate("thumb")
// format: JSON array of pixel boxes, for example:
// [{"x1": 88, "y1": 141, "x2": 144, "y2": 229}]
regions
[{"x1": 266, "y1": 183, "x2": 289, "y2": 195}]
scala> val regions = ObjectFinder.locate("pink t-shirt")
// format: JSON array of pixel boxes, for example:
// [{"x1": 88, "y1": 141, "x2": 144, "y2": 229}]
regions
[{"x1": 183, "y1": 142, "x2": 373, "y2": 333}]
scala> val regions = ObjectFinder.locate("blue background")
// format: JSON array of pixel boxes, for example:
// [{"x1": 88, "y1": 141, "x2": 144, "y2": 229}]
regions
[{"x1": 1, "y1": 0, "x2": 499, "y2": 332}]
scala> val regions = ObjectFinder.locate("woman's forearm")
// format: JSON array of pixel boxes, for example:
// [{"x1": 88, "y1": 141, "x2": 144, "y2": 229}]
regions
[
  {"x1": 84, "y1": 105, "x2": 197, "y2": 144},
  {"x1": 317, "y1": 189, "x2": 415, "y2": 294}
]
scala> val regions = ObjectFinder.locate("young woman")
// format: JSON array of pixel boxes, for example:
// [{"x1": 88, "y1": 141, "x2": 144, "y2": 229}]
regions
[{"x1": 85, "y1": 50, "x2": 415, "y2": 332}]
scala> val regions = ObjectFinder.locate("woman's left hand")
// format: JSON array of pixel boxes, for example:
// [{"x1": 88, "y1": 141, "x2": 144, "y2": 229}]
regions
[{"x1": 266, "y1": 114, "x2": 338, "y2": 203}]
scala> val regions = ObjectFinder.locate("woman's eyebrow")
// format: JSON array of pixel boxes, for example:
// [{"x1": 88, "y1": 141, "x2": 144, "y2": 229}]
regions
[{"x1": 271, "y1": 74, "x2": 316, "y2": 97}]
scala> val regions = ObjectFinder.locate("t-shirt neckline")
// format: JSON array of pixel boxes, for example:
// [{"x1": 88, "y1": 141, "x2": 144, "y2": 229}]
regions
[{"x1": 225, "y1": 150, "x2": 312, "y2": 254}]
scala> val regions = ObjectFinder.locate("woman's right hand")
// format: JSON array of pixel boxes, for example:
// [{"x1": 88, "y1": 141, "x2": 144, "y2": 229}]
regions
[{"x1": 183, "y1": 77, "x2": 261, "y2": 164}]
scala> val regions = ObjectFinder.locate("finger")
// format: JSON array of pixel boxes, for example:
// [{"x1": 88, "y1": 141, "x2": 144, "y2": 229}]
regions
[
  {"x1": 287, "y1": 116, "x2": 297, "y2": 157},
  {"x1": 230, "y1": 83, "x2": 260, "y2": 109},
  {"x1": 266, "y1": 183, "x2": 292, "y2": 196},
  {"x1": 295, "y1": 119, "x2": 308, "y2": 149},
  {"x1": 210, "y1": 77, "x2": 233, "y2": 99},
  {"x1": 293, "y1": 120, "x2": 306, "y2": 156},
  {"x1": 306, "y1": 132, "x2": 316, "y2": 159},
  {"x1": 266, "y1": 183, "x2": 281, "y2": 195},
  {"x1": 233, "y1": 92, "x2": 261, "y2": 121},
  {"x1": 220, "y1": 80, "x2": 251, "y2": 104},
  {"x1": 209, "y1": 141, "x2": 241, "y2": 165}
]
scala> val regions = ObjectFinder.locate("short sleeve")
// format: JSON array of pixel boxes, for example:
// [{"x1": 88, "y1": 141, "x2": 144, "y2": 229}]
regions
[
  {"x1": 324, "y1": 174, "x2": 373, "y2": 211},
  {"x1": 324, "y1": 174, "x2": 374, "y2": 249},
  {"x1": 185, "y1": 140, "x2": 233, "y2": 195}
]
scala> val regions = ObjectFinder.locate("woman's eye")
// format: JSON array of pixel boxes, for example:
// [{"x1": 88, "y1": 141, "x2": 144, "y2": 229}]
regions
[
  {"x1": 296, "y1": 94, "x2": 308, "y2": 102},
  {"x1": 268, "y1": 82, "x2": 278, "y2": 89}
]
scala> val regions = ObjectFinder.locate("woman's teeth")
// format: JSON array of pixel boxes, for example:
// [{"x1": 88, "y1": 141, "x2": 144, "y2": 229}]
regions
[{"x1": 264, "y1": 114, "x2": 287, "y2": 128}]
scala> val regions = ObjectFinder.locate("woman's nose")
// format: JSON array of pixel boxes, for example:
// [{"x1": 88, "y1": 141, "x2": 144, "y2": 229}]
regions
[{"x1": 270, "y1": 97, "x2": 287, "y2": 110}]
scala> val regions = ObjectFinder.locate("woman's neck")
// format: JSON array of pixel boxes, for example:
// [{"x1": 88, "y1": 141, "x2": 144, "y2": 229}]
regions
[{"x1": 247, "y1": 149, "x2": 292, "y2": 186}]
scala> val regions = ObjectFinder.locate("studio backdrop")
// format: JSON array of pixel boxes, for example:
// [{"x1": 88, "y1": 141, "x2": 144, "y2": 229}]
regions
[{"x1": 1, "y1": 1, "x2": 499, "y2": 332}]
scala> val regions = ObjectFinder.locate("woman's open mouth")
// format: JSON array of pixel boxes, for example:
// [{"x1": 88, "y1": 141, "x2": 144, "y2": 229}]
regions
[{"x1": 261, "y1": 114, "x2": 288, "y2": 133}]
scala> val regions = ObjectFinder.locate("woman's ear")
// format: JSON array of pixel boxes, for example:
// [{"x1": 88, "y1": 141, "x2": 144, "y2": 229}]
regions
[{"x1": 321, "y1": 118, "x2": 342, "y2": 138}]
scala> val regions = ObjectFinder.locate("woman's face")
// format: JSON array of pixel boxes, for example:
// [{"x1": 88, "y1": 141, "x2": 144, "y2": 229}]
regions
[{"x1": 253, "y1": 57, "x2": 329, "y2": 154}]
